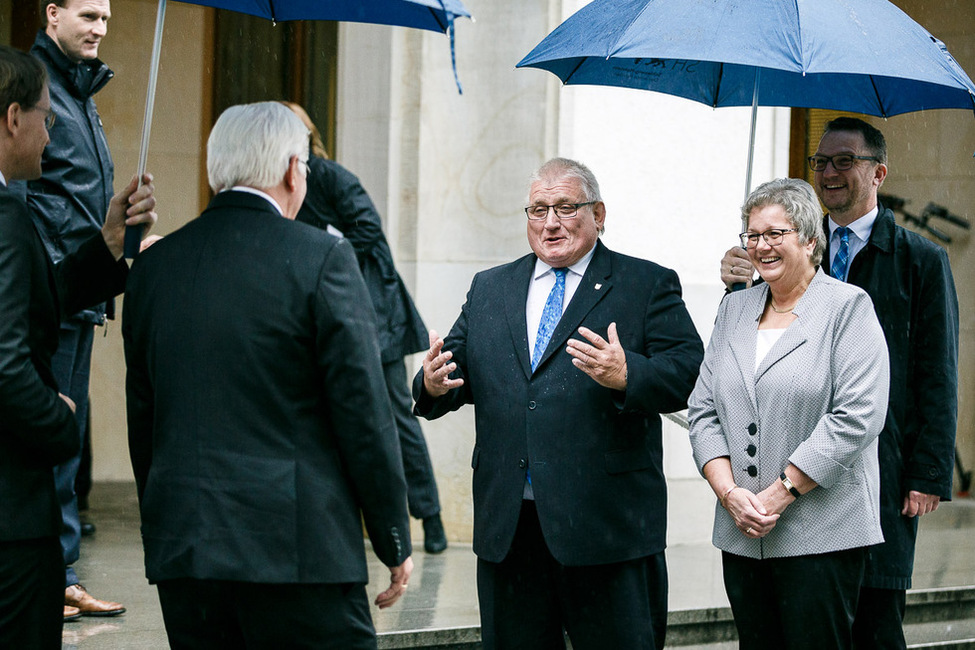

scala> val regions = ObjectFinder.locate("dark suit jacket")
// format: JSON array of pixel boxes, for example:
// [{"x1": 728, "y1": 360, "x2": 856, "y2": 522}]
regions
[
  {"x1": 414, "y1": 240, "x2": 703, "y2": 566},
  {"x1": 829, "y1": 205, "x2": 959, "y2": 589},
  {"x1": 297, "y1": 156, "x2": 427, "y2": 362},
  {"x1": 0, "y1": 182, "x2": 126, "y2": 542},
  {"x1": 123, "y1": 191, "x2": 411, "y2": 585}
]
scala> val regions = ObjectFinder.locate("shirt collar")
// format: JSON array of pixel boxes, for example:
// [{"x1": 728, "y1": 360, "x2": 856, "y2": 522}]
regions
[
  {"x1": 224, "y1": 186, "x2": 284, "y2": 216},
  {"x1": 532, "y1": 242, "x2": 598, "y2": 280},
  {"x1": 828, "y1": 206, "x2": 878, "y2": 242}
]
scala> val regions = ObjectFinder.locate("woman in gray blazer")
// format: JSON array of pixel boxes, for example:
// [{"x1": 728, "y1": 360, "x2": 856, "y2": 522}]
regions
[{"x1": 688, "y1": 178, "x2": 890, "y2": 649}]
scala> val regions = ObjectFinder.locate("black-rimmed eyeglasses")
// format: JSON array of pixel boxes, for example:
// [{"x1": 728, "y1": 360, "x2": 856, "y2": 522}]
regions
[
  {"x1": 807, "y1": 153, "x2": 881, "y2": 172},
  {"x1": 739, "y1": 228, "x2": 799, "y2": 248},
  {"x1": 525, "y1": 202, "x2": 595, "y2": 221}
]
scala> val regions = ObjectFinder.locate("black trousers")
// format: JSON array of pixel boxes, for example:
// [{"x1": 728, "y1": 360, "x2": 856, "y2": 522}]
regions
[
  {"x1": 723, "y1": 547, "x2": 866, "y2": 650},
  {"x1": 0, "y1": 536, "x2": 64, "y2": 650},
  {"x1": 384, "y1": 358, "x2": 440, "y2": 519},
  {"x1": 156, "y1": 578, "x2": 376, "y2": 649},
  {"x1": 852, "y1": 586, "x2": 907, "y2": 649},
  {"x1": 477, "y1": 500, "x2": 668, "y2": 650}
]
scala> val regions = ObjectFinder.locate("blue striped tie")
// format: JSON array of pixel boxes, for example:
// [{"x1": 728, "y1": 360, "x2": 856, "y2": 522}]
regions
[
  {"x1": 531, "y1": 268, "x2": 567, "y2": 371},
  {"x1": 830, "y1": 227, "x2": 851, "y2": 281}
]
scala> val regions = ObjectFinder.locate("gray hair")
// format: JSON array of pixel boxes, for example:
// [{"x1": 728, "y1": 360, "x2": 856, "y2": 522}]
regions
[
  {"x1": 207, "y1": 102, "x2": 309, "y2": 194},
  {"x1": 741, "y1": 178, "x2": 825, "y2": 267},
  {"x1": 527, "y1": 157, "x2": 602, "y2": 204}
]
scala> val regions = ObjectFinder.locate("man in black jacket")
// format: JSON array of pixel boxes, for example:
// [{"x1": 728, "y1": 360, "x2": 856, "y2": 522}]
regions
[
  {"x1": 27, "y1": 0, "x2": 124, "y2": 618},
  {"x1": 416, "y1": 158, "x2": 704, "y2": 649},
  {"x1": 123, "y1": 102, "x2": 412, "y2": 648},
  {"x1": 721, "y1": 118, "x2": 959, "y2": 649},
  {"x1": 0, "y1": 44, "x2": 155, "y2": 647}
]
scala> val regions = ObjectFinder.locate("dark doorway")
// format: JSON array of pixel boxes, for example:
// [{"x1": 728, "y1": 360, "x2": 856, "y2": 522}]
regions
[
  {"x1": 211, "y1": 11, "x2": 338, "y2": 156},
  {"x1": 1, "y1": 1, "x2": 41, "y2": 51}
]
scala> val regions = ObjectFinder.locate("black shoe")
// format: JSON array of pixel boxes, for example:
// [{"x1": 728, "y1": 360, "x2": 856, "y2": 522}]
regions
[
  {"x1": 80, "y1": 521, "x2": 96, "y2": 536},
  {"x1": 423, "y1": 515, "x2": 447, "y2": 554}
]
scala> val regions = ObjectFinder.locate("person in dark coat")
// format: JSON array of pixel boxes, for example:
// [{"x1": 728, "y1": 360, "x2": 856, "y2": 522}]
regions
[
  {"x1": 721, "y1": 117, "x2": 959, "y2": 650},
  {"x1": 123, "y1": 102, "x2": 413, "y2": 648},
  {"x1": 0, "y1": 44, "x2": 155, "y2": 648},
  {"x1": 27, "y1": 0, "x2": 125, "y2": 617},
  {"x1": 283, "y1": 102, "x2": 447, "y2": 553},
  {"x1": 415, "y1": 158, "x2": 704, "y2": 649}
]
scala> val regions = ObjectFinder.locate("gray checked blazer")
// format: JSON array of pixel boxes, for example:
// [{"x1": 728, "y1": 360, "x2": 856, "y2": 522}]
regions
[{"x1": 688, "y1": 269, "x2": 890, "y2": 559}]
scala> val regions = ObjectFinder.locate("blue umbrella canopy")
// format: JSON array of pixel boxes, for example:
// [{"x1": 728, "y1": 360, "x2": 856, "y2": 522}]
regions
[
  {"x1": 176, "y1": 0, "x2": 471, "y2": 33},
  {"x1": 517, "y1": 0, "x2": 975, "y2": 118}
]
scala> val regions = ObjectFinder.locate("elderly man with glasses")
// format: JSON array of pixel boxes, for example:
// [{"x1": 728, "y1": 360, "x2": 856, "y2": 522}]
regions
[
  {"x1": 415, "y1": 157, "x2": 704, "y2": 650},
  {"x1": 720, "y1": 117, "x2": 959, "y2": 650}
]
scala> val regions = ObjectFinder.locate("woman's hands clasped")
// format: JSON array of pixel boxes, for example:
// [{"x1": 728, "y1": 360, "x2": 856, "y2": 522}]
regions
[{"x1": 723, "y1": 486, "x2": 780, "y2": 539}]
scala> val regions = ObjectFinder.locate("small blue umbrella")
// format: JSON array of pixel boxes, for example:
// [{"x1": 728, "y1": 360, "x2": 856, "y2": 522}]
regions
[
  {"x1": 517, "y1": 0, "x2": 975, "y2": 200},
  {"x1": 129, "y1": 0, "x2": 472, "y2": 256}
]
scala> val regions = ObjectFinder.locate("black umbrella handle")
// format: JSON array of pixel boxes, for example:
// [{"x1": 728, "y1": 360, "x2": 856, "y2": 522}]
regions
[{"x1": 124, "y1": 224, "x2": 143, "y2": 259}]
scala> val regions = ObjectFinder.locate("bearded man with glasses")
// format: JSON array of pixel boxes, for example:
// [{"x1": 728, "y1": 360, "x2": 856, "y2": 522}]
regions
[{"x1": 720, "y1": 117, "x2": 959, "y2": 650}]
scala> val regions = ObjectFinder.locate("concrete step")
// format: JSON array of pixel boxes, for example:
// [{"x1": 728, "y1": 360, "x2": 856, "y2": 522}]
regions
[
  {"x1": 668, "y1": 585, "x2": 975, "y2": 648},
  {"x1": 377, "y1": 585, "x2": 975, "y2": 649}
]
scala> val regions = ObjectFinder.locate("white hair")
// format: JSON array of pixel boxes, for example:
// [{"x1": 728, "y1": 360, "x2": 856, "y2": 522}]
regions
[{"x1": 207, "y1": 102, "x2": 309, "y2": 193}]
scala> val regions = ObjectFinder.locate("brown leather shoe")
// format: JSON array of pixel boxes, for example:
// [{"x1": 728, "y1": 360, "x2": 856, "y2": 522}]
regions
[
  {"x1": 65, "y1": 584, "x2": 126, "y2": 617},
  {"x1": 64, "y1": 605, "x2": 82, "y2": 621}
]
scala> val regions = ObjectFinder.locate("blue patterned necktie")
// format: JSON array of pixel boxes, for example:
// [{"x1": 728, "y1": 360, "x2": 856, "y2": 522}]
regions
[
  {"x1": 531, "y1": 268, "x2": 568, "y2": 371},
  {"x1": 830, "y1": 227, "x2": 851, "y2": 281}
]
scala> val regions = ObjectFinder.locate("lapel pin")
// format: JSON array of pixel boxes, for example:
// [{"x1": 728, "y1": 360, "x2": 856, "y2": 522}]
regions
[{"x1": 594, "y1": 283, "x2": 602, "y2": 290}]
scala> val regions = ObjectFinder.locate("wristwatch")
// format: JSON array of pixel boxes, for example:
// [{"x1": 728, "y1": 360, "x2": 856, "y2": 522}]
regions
[{"x1": 780, "y1": 472, "x2": 801, "y2": 498}]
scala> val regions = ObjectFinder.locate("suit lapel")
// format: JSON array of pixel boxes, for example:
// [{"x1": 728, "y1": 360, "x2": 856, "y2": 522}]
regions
[
  {"x1": 532, "y1": 241, "x2": 613, "y2": 374},
  {"x1": 503, "y1": 255, "x2": 535, "y2": 380},
  {"x1": 728, "y1": 287, "x2": 763, "y2": 414},
  {"x1": 755, "y1": 321, "x2": 807, "y2": 383}
]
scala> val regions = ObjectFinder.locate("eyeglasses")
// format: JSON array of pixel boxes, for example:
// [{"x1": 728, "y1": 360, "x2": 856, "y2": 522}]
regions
[
  {"x1": 33, "y1": 105, "x2": 55, "y2": 130},
  {"x1": 739, "y1": 228, "x2": 799, "y2": 248},
  {"x1": 294, "y1": 157, "x2": 309, "y2": 176},
  {"x1": 807, "y1": 153, "x2": 880, "y2": 172},
  {"x1": 525, "y1": 202, "x2": 595, "y2": 221}
]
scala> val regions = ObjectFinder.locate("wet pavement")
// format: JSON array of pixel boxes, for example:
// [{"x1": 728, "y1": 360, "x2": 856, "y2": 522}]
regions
[{"x1": 61, "y1": 481, "x2": 975, "y2": 649}]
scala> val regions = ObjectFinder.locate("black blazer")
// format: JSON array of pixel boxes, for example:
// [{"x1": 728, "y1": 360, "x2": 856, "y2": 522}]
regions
[
  {"x1": 414, "y1": 241, "x2": 703, "y2": 565},
  {"x1": 828, "y1": 205, "x2": 959, "y2": 588},
  {"x1": 297, "y1": 157, "x2": 427, "y2": 362},
  {"x1": 0, "y1": 183, "x2": 126, "y2": 541},
  {"x1": 123, "y1": 191, "x2": 411, "y2": 585}
]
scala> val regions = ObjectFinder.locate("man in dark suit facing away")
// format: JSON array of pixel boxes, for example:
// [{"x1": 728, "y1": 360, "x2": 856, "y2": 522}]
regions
[
  {"x1": 0, "y1": 44, "x2": 156, "y2": 648},
  {"x1": 123, "y1": 102, "x2": 413, "y2": 649},
  {"x1": 414, "y1": 158, "x2": 704, "y2": 649}
]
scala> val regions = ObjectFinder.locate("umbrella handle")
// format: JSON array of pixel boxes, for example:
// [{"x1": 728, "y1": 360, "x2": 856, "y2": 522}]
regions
[{"x1": 127, "y1": 0, "x2": 168, "y2": 259}]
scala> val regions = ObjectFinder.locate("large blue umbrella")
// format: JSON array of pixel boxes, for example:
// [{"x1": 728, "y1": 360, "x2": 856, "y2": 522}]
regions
[
  {"x1": 128, "y1": 0, "x2": 472, "y2": 256},
  {"x1": 517, "y1": 0, "x2": 975, "y2": 199}
]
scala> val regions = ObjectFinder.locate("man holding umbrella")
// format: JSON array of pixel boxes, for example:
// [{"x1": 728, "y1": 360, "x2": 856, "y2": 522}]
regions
[
  {"x1": 26, "y1": 0, "x2": 126, "y2": 619},
  {"x1": 721, "y1": 117, "x2": 959, "y2": 649},
  {"x1": 0, "y1": 44, "x2": 155, "y2": 647}
]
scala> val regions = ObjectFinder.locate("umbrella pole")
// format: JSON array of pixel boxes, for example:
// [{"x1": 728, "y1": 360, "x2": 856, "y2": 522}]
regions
[
  {"x1": 732, "y1": 69, "x2": 761, "y2": 292},
  {"x1": 126, "y1": 0, "x2": 168, "y2": 259},
  {"x1": 744, "y1": 68, "x2": 761, "y2": 204}
]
